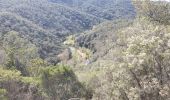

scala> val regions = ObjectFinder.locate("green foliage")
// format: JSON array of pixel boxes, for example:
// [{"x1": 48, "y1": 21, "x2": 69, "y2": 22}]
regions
[
  {"x1": 0, "y1": 67, "x2": 40, "y2": 86},
  {"x1": 41, "y1": 65, "x2": 91, "y2": 100},
  {"x1": 0, "y1": 0, "x2": 135, "y2": 63},
  {"x1": 49, "y1": 0, "x2": 135, "y2": 20},
  {"x1": 0, "y1": 89, "x2": 7, "y2": 100},
  {"x1": 133, "y1": 0, "x2": 170, "y2": 25},
  {"x1": 123, "y1": 23, "x2": 170, "y2": 99},
  {"x1": 0, "y1": 67, "x2": 48, "y2": 100},
  {"x1": 92, "y1": 16, "x2": 170, "y2": 100},
  {"x1": 21, "y1": 77, "x2": 41, "y2": 86},
  {"x1": 69, "y1": 47, "x2": 92, "y2": 66},
  {"x1": 0, "y1": 31, "x2": 39, "y2": 75},
  {"x1": 42, "y1": 65, "x2": 72, "y2": 77},
  {"x1": 27, "y1": 58, "x2": 47, "y2": 77},
  {"x1": 64, "y1": 35, "x2": 76, "y2": 46},
  {"x1": 0, "y1": 67, "x2": 21, "y2": 82}
]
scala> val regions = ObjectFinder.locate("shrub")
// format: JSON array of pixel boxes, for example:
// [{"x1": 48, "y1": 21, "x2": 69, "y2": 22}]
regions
[
  {"x1": 133, "y1": 0, "x2": 170, "y2": 25},
  {"x1": 41, "y1": 65, "x2": 92, "y2": 100}
]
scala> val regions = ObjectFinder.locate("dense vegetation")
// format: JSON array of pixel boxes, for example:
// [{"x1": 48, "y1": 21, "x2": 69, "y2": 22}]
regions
[
  {"x1": 49, "y1": 0, "x2": 135, "y2": 20},
  {"x1": 62, "y1": 0, "x2": 170, "y2": 99},
  {"x1": 0, "y1": 0, "x2": 135, "y2": 62},
  {"x1": 0, "y1": 0, "x2": 170, "y2": 100},
  {"x1": 0, "y1": 0, "x2": 135, "y2": 99}
]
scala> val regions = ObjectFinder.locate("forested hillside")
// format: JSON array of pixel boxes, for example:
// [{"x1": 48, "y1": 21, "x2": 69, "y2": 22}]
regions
[
  {"x1": 1, "y1": 0, "x2": 170, "y2": 100},
  {"x1": 0, "y1": 0, "x2": 135, "y2": 62},
  {"x1": 49, "y1": 0, "x2": 135, "y2": 20},
  {"x1": 58, "y1": 0, "x2": 170, "y2": 99},
  {"x1": 0, "y1": 0, "x2": 100, "y2": 61}
]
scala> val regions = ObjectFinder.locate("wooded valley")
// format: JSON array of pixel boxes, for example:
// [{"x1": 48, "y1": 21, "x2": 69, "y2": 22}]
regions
[{"x1": 0, "y1": 0, "x2": 170, "y2": 100}]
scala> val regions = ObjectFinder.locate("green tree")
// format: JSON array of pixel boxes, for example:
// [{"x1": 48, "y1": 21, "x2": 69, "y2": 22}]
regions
[
  {"x1": 133, "y1": 0, "x2": 170, "y2": 25},
  {"x1": 27, "y1": 58, "x2": 47, "y2": 77},
  {"x1": 0, "y1": 89, "x2": 7, "y2": 100},
  {"x1": 41, "y1": 65, "x2": 91, "y2": 100},
  {"x1": 1, "y1": 31, "x2": 39, "y2": 75},
  {"x1": 92, "y1": 16, "x2": 170, "y2": 100}
]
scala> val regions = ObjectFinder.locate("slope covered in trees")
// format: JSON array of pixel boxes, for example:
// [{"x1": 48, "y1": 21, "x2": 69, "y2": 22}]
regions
[
  {"x1": 0, "y1": 0, "x2": 135, "y2": 63},
  {"x1": 0, "y1": 0, "x2": 100, "y2": 61},
  {"x1": 57, "y1": 0, "x2": 170, "y2": 99},
  {"x1": 48, "y1": 0, "x2": 135, "y2": 20},
  {"x1": 0, "y1": 0, "x2": 136, "y2": 99},
  {"x1": 72, "y1": 1, "x2": 170, "y2": 99},
  {"x1": 2, "y1": 0, "x2": 170, "y2": 100}
]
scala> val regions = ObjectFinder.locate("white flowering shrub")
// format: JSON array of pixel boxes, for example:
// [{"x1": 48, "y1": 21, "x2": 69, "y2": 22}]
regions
[
  {"x1": 92, "y1": 17, "x2": 170, "y2": 100},
  {"x1": 124, "y1": 24, "x2": 170, "y2": 99}
]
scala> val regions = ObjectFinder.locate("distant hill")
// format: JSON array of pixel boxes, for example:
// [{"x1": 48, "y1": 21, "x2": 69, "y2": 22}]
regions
[
  {"x1": 48, "y1": 0, "x2": 135, "y2": 20},
  {"x1": 76, "y1": 20, "x2": 132, "y2": 57},
  {"x1": 0, "y1": 0, "x2": 135, "y2": 62}
]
